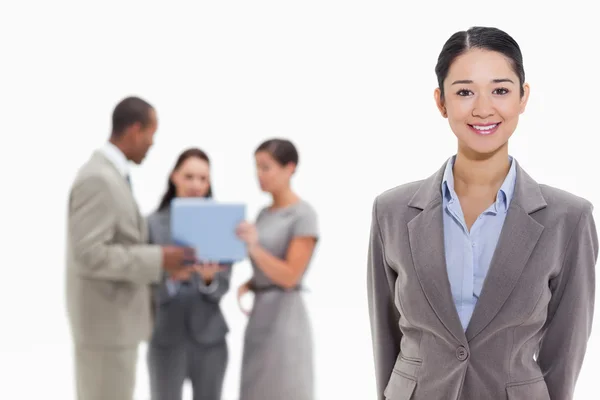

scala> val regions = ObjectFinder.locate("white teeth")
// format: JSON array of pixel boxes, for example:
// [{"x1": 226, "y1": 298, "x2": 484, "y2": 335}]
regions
[{"x1": 472, "y1": 124, "x2": 498, "y2": 131}]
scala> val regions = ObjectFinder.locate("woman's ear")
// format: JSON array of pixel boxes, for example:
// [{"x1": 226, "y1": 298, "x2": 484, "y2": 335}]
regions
[
  {"x1": 285, "y1": 162, "x2": 297, "y2": 176},
  {"x1": 519, "y1": 83, "x2": 531, "y2": 114},
  {"x1": 434, "y1": 88, "x2": 447, "y2": 118}
]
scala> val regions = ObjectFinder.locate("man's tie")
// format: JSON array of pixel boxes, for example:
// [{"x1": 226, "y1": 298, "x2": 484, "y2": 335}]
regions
[{"x1": 125, "y1": 174, "x2": 132, "y2": 190}]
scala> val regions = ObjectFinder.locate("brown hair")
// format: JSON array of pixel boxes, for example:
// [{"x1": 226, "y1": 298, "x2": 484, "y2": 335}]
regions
[{"x1": 157, "y1": 148, "x2": 213, "y2": 211}]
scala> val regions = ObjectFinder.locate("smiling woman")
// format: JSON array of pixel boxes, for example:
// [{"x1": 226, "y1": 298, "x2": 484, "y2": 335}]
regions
[
  {"x1": 367, "y1": 26, "x2": 598, "y2": 400},
  {"x1": 433, "y1": 29, "x2": 529, "y2": 160}
]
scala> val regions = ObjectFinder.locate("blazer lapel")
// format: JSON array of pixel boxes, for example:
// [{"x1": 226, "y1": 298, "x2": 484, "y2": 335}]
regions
[
  {"x1": 157, "y1": 209, "x2": 173, "y2": 244},
  {"x1": 465, "y1": 163, "x2": 546, "y2": 341},
  {"x1": 93, "y1": 151, "x2": 144, "y2": 232},
  {"x1": 407, "y1": 162, "x2": 468, "y2": 345}
]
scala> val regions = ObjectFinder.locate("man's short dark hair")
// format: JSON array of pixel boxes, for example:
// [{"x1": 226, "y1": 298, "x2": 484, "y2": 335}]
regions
[{"x1": 111, "y1": 96, "x2": 154, "y2": 138}]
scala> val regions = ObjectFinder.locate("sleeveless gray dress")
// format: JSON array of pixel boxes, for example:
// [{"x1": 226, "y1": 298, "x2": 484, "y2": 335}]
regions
[{"x1": 239, "y1": 200, "x2": 319, "y2": 400}]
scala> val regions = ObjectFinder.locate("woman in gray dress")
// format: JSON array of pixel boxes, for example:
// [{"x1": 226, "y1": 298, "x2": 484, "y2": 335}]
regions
[
  {"x1": 146, "y1": 148, "x2": 232, "y2": 400},
  {"x1": 235, "y1": 138, "x2": 320, "y2": 400}
]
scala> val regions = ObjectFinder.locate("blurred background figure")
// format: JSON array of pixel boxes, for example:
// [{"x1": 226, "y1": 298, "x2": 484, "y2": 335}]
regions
[
  {"x1": 235, "y1": 138, "x2": 320, "y2": 400},
  {"x1": 65, "y1": 97, "x2": 194, "y2": 400},
  {"x1": 146, "y1": 148, "x2": 232, "y2": 400}
]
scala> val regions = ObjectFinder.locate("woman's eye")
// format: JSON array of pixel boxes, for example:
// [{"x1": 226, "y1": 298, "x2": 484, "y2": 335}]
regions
[
  {"x1": 456, "y1": 89, "x2": 472, "y2": 96},
  {"x1": 493, "y1": 87, "x2": 509, "y2": 95}
]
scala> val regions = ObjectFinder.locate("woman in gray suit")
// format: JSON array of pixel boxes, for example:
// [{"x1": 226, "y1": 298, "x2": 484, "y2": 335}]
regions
[
  {"x1": 367, "y1": 27, "x2": 598, "y2": 400},
  {"x1": 235, "y1": 138, "x2": 319, "y2": 400},
  {"x1": 146, "y1": 148, "x2": 231, "y2": 400}
]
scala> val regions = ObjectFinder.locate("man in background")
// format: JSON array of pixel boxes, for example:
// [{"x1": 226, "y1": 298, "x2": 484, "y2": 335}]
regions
[{"x1": 65, "y1": 96, "x2": 194, "y2": 400}]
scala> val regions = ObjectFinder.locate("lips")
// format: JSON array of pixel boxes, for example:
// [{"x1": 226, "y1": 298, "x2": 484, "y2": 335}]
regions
[{"x1": 468, "y1": 122, "x2": 501, "y2": 135}]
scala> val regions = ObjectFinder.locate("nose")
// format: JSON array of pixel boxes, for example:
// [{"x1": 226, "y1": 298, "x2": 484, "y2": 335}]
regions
[
  {"x1": 191, "y1": 181, "x2": 203, "y2": 193},
  {"x1": 472, "y1": 93, "x2": 495, "y2": 119}
]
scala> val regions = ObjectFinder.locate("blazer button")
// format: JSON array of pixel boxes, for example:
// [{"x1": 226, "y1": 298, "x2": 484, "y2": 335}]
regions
[{"x1": 456, "y1": 346, "x2": 469, "y2": 361}]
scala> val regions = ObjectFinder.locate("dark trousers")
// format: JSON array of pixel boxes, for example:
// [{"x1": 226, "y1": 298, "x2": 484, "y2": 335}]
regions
[{"x1": 147, "y1": 339, "x2": 228, "y2": 400}]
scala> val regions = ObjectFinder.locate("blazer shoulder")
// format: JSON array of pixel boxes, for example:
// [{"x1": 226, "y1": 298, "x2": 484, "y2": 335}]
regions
[
  {"x1": 539, "y1": 184, "x2": 594, "y2": 218},
  {"x1": 146, "y1": 209, "x2": 162, "y2": 223},
  {"x1": 374, "y1": 179, "x2": 425, "y2": 214},
  {"x1": 146, "y1": 210, "x2": 170, "y2": 244},
  {"x1": 71, "y1": 155, "x2": 117, "y2": 192},
  {"x1": 146, "y1": 209, "x2": 168, "y2": 232}
]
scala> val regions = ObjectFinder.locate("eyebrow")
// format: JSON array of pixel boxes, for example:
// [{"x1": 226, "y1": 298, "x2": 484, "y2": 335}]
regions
[{"x1": 451, "y1": 78, "x2": 515, "y2": 85}]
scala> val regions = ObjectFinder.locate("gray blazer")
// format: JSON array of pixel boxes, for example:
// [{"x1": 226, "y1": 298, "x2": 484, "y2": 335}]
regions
[
  {"x1": 66, "y1": 150, "x2": 162, "y2": 347},
  {"x1": 367, "y1": 161, "x2": 598, "y2": 400},
  {"x1": 147, "y1": 207, "x2": 231, "y2": 346}
]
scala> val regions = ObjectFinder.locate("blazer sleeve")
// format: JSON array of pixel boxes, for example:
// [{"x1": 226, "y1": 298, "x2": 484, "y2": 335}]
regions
[
  {"x1": 197, "y1": 263, "x2": 232, "y2": 303},
  {"x1": 367, "y1": 196, "x2": 402, "y2": 400},
  {"x1": 68, "y1": 175, "x2": 163, "y2": 284},
  {"x1": 538, "y1": 202, "x2": 598, "y2": 399}
]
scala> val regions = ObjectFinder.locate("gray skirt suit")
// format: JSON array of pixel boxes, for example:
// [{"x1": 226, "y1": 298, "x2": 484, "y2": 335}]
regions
[
  {"x1": 146, "y1": 207, "x2": 232, "y2": 400},
  {"x1": 239, "y1": 200, "x2": 320, "y2": 400}
]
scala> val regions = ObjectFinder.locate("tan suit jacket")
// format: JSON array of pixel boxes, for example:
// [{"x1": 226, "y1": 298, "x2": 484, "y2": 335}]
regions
[
  {"x1": 66, "y1": 150, "x2": 162, "y2": 347},
  {"x1": 367, "y1": 161, "x2": 598, "y2": 399}
]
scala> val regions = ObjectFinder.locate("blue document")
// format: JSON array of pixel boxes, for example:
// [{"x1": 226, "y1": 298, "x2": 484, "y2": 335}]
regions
[{"x1": 170, "y1": 198, "x2": 247, "y2": 263}]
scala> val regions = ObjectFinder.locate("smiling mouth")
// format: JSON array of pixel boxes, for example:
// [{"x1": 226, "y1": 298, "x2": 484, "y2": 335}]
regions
[{"x1": 468, "y1": 122, "x2": 501, "y2": 135}]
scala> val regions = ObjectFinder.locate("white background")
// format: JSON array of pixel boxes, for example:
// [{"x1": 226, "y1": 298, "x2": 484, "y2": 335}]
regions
[{"x1": 1, "y1": 1, "x2": 599, "y2": 399}]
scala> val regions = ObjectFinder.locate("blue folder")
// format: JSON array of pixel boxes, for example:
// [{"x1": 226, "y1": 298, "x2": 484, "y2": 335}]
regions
[{"x1": 170, "y1": 198, "x2": 247, "y2": 263}]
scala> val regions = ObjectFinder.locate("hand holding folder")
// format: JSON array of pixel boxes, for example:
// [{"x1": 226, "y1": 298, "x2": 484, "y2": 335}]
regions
[
  {"x1": 161, "y1": 245, "x2": 196, "y2": 269},
  {"x1": 235, "y1": 221, "x2": 259, "y2": 248}
]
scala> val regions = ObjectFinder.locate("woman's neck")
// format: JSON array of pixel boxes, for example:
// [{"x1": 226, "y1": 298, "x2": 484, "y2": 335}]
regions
[
  {"x1": 453, "y1": 145, "x2": 511, "y2": 197},
  {"x1": 271, "y1": 188, "x2": 299, "y2": 209}
]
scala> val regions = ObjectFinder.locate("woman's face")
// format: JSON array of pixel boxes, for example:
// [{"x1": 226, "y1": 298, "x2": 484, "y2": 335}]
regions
[
  {"x1": 171, "y1": 156, "x2": 211, "y2": 198},
  {"x1": 255, "y1": 151, "x2": 294, "y2": 193},
  {"x1": 435, "y1": 48, "x2": 530, "y2": 157}
]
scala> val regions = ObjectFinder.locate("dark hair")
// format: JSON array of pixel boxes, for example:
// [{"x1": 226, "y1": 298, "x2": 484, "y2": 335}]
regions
[
  {"x1": 111, "y1": 96, "x2": 154, "y2": 137},
  {"x1": 157, "y1": 148, "x2": 213, "y2": 211},
  {"x1": 435, "y1": 26, "x2": 525, "y2": 99},
  {"x1": 255, "y1": 138, "x2": 299, "y2": 167}
]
